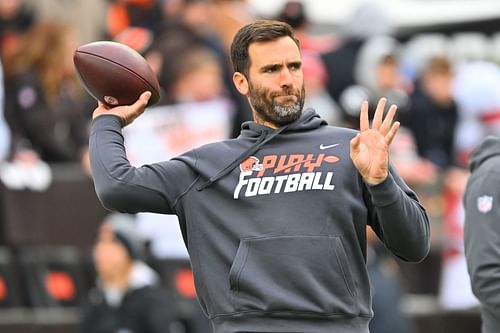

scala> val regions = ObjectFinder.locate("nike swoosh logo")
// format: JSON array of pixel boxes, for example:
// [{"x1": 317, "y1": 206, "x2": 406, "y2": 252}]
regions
[{"x1": 319, "y1": 143, "x2": 339, "y2": 150}]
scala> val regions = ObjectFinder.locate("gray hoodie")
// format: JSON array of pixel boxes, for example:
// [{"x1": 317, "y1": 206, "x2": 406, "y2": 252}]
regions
[
  {"x1": 464, "y1": 136, "x2": 500, "y2": 333},
  {"x1": 89, "y1": 109, "x2": 430, "y2": 333}
]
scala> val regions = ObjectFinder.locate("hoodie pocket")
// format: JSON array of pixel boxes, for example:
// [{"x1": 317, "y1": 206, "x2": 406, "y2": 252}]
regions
[{"x1": 228, "y1": 235, "x2": 358, "y2": 315}]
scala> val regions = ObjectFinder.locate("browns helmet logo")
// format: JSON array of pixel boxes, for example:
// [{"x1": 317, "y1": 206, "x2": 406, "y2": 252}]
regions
[{"x1": 239, "y1": 156, "x2": 263, "y2": 172}]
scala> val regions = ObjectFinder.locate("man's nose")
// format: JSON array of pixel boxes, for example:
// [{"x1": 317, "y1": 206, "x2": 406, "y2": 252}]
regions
[{"x1": 279, "y1": 68, "x2": 294, "y2": 88}]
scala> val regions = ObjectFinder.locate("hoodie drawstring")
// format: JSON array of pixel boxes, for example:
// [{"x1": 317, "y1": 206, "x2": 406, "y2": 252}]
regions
[{"x1": 196, "y1": 124, "x2": 290, "y2": 191}]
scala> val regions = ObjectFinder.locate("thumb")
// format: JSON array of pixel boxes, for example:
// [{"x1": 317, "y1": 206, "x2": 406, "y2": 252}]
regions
[
  {"x1": 122, "y1": 91, "x2": 152, "y2": 126},
  {"x1": 137, "y1": 91, "x2": 152, "y2": 107}
]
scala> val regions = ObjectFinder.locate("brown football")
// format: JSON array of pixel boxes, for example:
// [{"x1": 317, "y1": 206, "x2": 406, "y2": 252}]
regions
[{"x1": 73, "y1": 41, "x2": 160, "y2": 107}]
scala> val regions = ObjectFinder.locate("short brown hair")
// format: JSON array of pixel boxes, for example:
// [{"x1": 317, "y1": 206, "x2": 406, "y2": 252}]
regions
[{"x1": 230, "y1": 20, "x2": 299, "y2": 77}]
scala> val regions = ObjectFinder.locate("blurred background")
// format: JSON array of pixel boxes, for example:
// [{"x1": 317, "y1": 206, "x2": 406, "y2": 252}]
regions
[{"x1": 1, "y1": 0, "x2": 500, "y2": 332}]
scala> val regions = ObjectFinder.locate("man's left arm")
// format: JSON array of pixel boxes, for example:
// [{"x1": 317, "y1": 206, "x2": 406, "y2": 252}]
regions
[
  {"x1": 365, "y1": 166, "x2": 430, "y2": 262},
  {"x1": 350, "y1": 97, "x2": 430, "y2": 262}
]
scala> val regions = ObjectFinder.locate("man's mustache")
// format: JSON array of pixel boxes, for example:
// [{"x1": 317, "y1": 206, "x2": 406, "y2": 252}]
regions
[{"x1": 270, "y1": 88, "x2": 301, "y2": 98}]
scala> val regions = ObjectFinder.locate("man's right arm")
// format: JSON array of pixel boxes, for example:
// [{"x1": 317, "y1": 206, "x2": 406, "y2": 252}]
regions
[{"x1": 89, "y1": 114, "x2": 195, "y2": 215}]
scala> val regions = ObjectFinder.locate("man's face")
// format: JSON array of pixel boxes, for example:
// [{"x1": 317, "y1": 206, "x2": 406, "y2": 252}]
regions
[{"x1": 242, "y1": 36, "x2": 305, "y2": 126}]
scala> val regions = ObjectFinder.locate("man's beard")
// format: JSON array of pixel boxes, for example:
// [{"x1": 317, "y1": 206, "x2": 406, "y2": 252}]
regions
[{"x1": 248, "y1": 82, "x2": 305, "y2": 126}]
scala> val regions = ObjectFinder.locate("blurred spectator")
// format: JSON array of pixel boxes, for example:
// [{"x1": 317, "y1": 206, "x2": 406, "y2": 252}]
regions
[
  {"x1": 146, "y1": 0, "x2": 227, "y2": 103},
  {"x1": 403, "y1": 56, "x2": 458, "y2": 169},
  {"x1": 339, "y1": 35, "x2": 409, "y2": 128},
  {"x1": 210, "y1": 0, "x2": 254, "y2": 54},
  {"x1": 147, "y1": 0, "x2": 251, "y2": 137},
  {"x1": 275, "y1": 0, "x2": 335, "y2": 54},
  {"x1": 81, "y1": 213, "x2": 175, "y2": 333},
  {"x1": 321, "y1": 1, "x2": 394, "y2": 105},
  {"x1": 106, "y1": 0, "x2": 162, "y2": 39},
  {"x1": 0, "y1": 0, "x2": 34, "y2": 57},
  {"x1": 402, "y1": 56, "x2": 475, "y2": 311},
  {"x1": 3, "y1": 21, "x2": 92, "y2": 164},
  {"x1": 169, "y1": 46, "x2": 227, "y2": 104},
  {"x1": 301, "y1": 51, "x2": 342, "y2": 126}
]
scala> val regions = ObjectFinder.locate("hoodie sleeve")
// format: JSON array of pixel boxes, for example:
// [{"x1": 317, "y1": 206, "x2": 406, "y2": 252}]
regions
[
  {"x1": 365, "y1": 165, "x2": 430, "y2": 262},
  {"x1": 89, "y1": 115, "x2": 198, "y2": 214},
  {"x1": 464, "y1": 168, "x2": 500, "y2": 313}
]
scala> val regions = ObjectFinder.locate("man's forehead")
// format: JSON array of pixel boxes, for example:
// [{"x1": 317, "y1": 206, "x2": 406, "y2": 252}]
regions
[{"x1": 248, "y1": 37, "x2": 301, "y2": 67}]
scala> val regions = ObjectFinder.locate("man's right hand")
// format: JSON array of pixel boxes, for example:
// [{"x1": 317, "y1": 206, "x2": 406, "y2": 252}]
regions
[{"x1": 92, "y1": 91, "x2": 151, "y2": 127}]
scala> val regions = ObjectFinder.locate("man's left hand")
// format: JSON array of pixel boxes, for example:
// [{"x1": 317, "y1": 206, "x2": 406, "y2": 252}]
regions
[{"x1": 350, "y1": 97, "x2": 400, "y2": 185}]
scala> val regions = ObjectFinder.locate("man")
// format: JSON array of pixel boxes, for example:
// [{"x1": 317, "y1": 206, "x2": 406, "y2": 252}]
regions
[
  {"x1": 464, "y1": 136, "x2": 500, "y2": 333},
  {"x1": 89, "y1": 20, "x2": 430, "y2": 333},
  {"x1": 80, "y1": 213, "x2": 174, "y2": 333}
]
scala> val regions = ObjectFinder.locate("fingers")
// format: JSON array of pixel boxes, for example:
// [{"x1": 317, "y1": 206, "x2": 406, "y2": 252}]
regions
[
  {"x1": 379, "y1": 104, "x2": 397, "y2": 135},
  {"x1": 371, "y1": 97, "x2": 387, "y2": 130},
  {"x1": 359, "y1": 101, "x2": 369, "y2": 131},
  {"x1": 385, "y1": 121, "x2": 400, "y2": 145}
]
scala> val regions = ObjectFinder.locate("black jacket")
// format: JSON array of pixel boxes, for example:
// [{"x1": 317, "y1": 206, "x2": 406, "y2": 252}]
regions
[
  {"x1": 89, "y1": 109, "x2": 430, "y2": 333},
  {"x1": 4, "y1": 70, "x2": 91, "y2": 162},
  {"x1": 81, "y1": 262, "x2": 173, "y2": 333}
]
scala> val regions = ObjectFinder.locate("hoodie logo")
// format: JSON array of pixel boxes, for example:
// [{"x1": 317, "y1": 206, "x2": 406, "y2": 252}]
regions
[
  {"x1": 233, "y1": 153, "x2": 339, "y2": 199},
  {"x1": 477, "y1": 195, "x2": 493, "y2": 214},
  {"x1": 319, "y1": 143, "x2": 339, "y2": 150}
]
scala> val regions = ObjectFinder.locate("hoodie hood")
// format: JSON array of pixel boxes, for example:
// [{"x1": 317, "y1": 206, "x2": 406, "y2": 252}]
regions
[
  {"x1": 196, "y1": 109, "x2": 326, "y2": 190},
  {"x1": 469, "y1": 136, "x2": 500, "y2": 172}
]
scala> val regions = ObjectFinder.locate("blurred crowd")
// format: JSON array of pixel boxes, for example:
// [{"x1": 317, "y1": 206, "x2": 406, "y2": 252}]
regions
[{"x1": 1, "y1": 0, "x2": 500, "y2": 332}]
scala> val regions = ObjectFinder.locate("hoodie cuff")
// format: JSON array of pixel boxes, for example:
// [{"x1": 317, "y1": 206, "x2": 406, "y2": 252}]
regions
[
  {"x1": 91, "y1": 115, "x2": 123, "y2": 135},
  {"x1": 366, "y1": 173, "x2": 400, "y2": 207}
]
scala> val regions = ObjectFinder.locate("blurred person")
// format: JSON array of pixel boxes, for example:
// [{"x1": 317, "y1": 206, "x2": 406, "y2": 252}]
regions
[
  {"x1": 275, "y1": 0, "x2": 336, "y2": 54},
  {"x1": 3, "y1": 21, "x2": 92, "y2": 165},
  {"x1": 321, "y1": 1, "x2": 394, "y2": 105},
  {"x1": 339, "y1": 35, "x2": 409, "y2": 128},
  {"x1": 403, "y1": 56, "x2": 458, "y2": 169},
  {"x1": 89, "y1": 20, "x2": 430, "y2": 333},
  {"x1": 147, "y1": 0, "x2": 227, "y2": 102},
  {"x1": 0, "y1": 0, "x2": 34, "y2": 57},
  {"x1": 401, "y1": 56, "x2": 474, "y2": 309},
  {"x1": 148, "y1": 0, "x2": 252, "y2": 137},
  {"x1": 81, "y1": 213, "x2": 175, "y2": 333},
  {"x1": 301, "y1": 51, "x2": 342, "y2": 126},
  {"x1": 210, "y1": 0, "x2": 254, "y2": 54},
  {"x1": 464, "y1": 136, "x2": 500, "y2": 333},
  {"x1": 106, "y1": 0, "x2": 162, "y2": 38},
  {"x1": 168, "y1": 46, "x2": 228, "y2": 104}
]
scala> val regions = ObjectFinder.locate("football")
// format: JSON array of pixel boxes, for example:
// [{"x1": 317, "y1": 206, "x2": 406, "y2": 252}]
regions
[{"x1": 73, "y1": 41, "x2": 160, "y2": 107}]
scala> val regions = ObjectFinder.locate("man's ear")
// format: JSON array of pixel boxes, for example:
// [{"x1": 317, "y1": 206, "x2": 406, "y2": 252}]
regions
[{"x1": 233, "y1": 72, "x2": 249, "y2": 95}]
